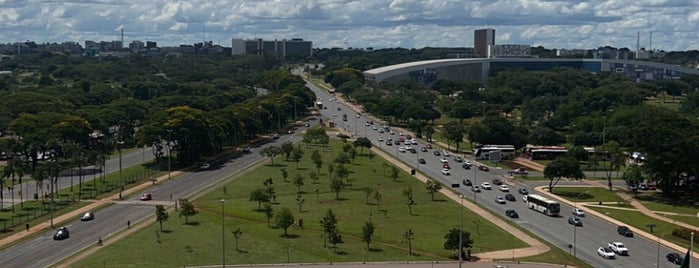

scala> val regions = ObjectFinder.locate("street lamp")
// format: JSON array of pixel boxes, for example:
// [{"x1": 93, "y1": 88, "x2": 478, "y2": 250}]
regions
[
  {"x1": 473, "y1": 167, "x2": 477, "y2": 203},
  {"x1": 8, "y1": 186, "x2": 14, "y2": 214},
  {"x1": 459, "y1": 194, "x2": 464, "y2": 268},
  {"x1": 117, "y1": 140, "x2": 125, "y2": 199},
  {"x1": 220, "y1": 199, "x2": 226, "y2": 267},
  {"x1": 167, "y1": 129, "x2": 173, "y2": 180},
  {"x1": 572, "y1": 190, "x2": 587, "y2": 258}
]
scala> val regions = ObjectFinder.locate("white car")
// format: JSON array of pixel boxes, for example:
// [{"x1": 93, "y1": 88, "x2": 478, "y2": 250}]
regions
[
  {"x1": 441, "y1": 169, "x2": 451, "y2": 175},
  {"x1": 443, "y1": 151, "x2": 450, "y2": 157},
  {"x1": 597, "y1": 247, "x2": 616, "y2": 259},
  {"x1": 440, "y1": 158, "x2": 449, "y2": 163},
  {"x1": 480, "y1": 182, "x2": 492, "y2": 190},
  {"x1": 494, "y1": 196, "x2": 506, "y2": 204},
  {"x1": 608, "y1": 242, "x2": 628, "y2": 256},
  {"x1": 378, "y1": 136, "x2": 384, "y2": 141},
  {"x1": 572, "y1": 208, "x2": 586, "y2": 217},
  {"x1": 499, "y1": 185, "x2": 510, "y2": 192},
  {"x1": 398, "y1": 147, "x2": 406, "y2": 153}
]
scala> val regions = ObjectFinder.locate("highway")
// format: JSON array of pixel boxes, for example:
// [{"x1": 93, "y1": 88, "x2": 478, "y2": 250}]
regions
[{"x1": 307, "y1": 81, "x2": 687, "y2": 268}]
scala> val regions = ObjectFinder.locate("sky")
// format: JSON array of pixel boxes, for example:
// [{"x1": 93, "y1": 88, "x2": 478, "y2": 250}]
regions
[{"x1": 1, "y1": 0, "x2": 699, "y2": 51}]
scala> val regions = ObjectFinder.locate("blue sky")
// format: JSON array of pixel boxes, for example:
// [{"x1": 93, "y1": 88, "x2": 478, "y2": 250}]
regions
[{"x1": 1, "y1": 0, "x2": 698, "y2": 51}]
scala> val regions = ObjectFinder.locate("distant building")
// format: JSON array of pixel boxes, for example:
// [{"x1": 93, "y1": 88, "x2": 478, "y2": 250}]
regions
[
  {"x1": 489, "y1": 44, "x2": 531, "y2": 58},
  {"x1": 231, "y1": 38, "x2": 312, "y2": 59},
  {"x1": 129, "y1": 40, "x2": 145, "y2": 51},
  {"x1": 474, "y1": 28, "x2": 495, "y2": 58}
]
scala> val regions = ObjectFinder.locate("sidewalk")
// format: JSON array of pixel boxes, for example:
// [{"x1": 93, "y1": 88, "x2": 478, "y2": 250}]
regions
[{"x1": 0, "y1": 171, "x2": 182, "y2": 248}]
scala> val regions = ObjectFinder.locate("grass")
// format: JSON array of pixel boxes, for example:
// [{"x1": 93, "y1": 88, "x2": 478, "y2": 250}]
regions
[
  {"x1": 588, "y1": 207, "x2": 698, "y2": 255},
  {"x1": 553, "y1": 187, "x2": 626, "y2": 204},
  {"x1": 73, "y1": 139, "x2": 542, "y2": 267}
]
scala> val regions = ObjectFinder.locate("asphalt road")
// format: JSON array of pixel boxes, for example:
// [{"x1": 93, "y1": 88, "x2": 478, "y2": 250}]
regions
[
  {"x1": 307, "y1": 82, "x2": 687, "y2": 268},
  {"x1": 0, "y1": 135, "x2": 302, "y2": 267}
]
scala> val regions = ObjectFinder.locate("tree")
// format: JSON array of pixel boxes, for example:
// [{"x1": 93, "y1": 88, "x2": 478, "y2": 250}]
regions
[
  {"x1": 249, "y1": 188, "x2": 270, "y2": 210},
  {"x1": 291, "y1": 145, "x2": 304, "y2": 168},
  {"x1": 444, "y1": 228, "x2": 474, "y2": 260},
  {"x1": 280, "y1": 168, "x2": 289, "y2": 182},
  {"x1": 327, "y1": 228, "x2": 343, "y2": 252},
  {"x1": 334, "y1": 164, "x2": 351, "y2": 184},
  {"x1": 293, "y1": 173, "x2": 305, "y2": 192},
  {"x1": 275, "y1": 207, "x2": 295, "y2": 236},
  {"x1": 622, "y1": 165, "x2": 644, "y2": 197},
  {"x1": 320, "y1": 209, "x2": 338, "y2": 248},
  {"x1": 390, "y1": 166, "x2": 399, "y2": 181},
  {"x1": 361, "y1": 187, "x2": 373, "y2": 204},
  {"x1": 599, "y1": 141, "x2": 624, "y2": 191},
  {"x1": 178, "y1": 198, "x2": 197, "y2": 224},
  {"x1": 402, "y1": 188, "x2": 416, "y2": 215},
  {"x1": 311, "y1": 150, "x2": 323, "y2": 173},
  {"x1": 361, "y1": 220, "x2": 375, "y2": 250},
  {"x1": 373, "y1": 191, "x2": 382, "y2": 211},
  {"x1": 327, "y1": 163, "x2": 334, "y2": 180},
  {"x1": 155, "y1": 204, "x2": 169, "y2": 232},
  {"x1": 330, "y1": 177, "x2": 345, "y2": 200},
  {"x1": 280, "y1": 141, "x2": 294, "y2": 161},
  {"x1": 259, "y1": 145, "x2": 282, "y2": 165},
  {"x1": 543, "y1": 156, "x2": 585, "y2": 193},
  {"x1": 262, "y1": 203, "x2": 274, "y2": 226},
  {"x1": 443, "y1": 120, "x2": 465, "y2": 152},
  {"x1": 334, "y1": 152, "x2": 351, "y2": 165},
  {"x1": 353, "y1": 137, "x2": 372, "y2": 155},
  {"x1": 425, "y1": 179, "x2": 442, "y2": 201},
  {"x1": 232, "y1": 228, "x2": 243, "y2": 252},
  {"x1": 309, "y1": 172, "x2": 319, "y2": 184}
]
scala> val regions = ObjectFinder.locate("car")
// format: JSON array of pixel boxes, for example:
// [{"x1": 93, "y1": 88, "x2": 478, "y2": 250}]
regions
[
  {"x1": 667, "y1": 253, "x2": 684, "y2": 264},
  {"x1": 492, "y1": 178, "x2": 503, "y2": 185},
  {"x1": 272, "y1": 133, "x2": 280, "y2": 139},
  {"x1": 505, "y1": 193, "x2": 516, "y2": 201},
  {"x1": 480, "y1": 182, "x2": 492, "y2": 190},
  {"x1": 393, "y1": 140, "x2": 400, "y2": 145},
  {"x1": 440, "y1": 158, "x2": 449, "y2": 163},
  {"x1": 639, "y1": 183, "x2": 648, "y2": 190},
  {"x1": 568, "y1": 216, "x2": 583, "y2": 226},
  {"x1": 478, "y1": 165, "x2": 490, "y2": 171},
  {"x1": 454, "y1": 156, "x2": 463, "y2": 162},
  {"x1": 471, "y1": 185, "x2": 481, "y2": 192},
  {"x1": 617, "y1": 226, "x2": 634, "y2": 237},
  {"x1": 607, "y1": 242, "x2": 629, "y2": 256},
  {"x1": 442, "y1": 163, "x2": 451, "y2": 169},
  {"x1": 461, "y1": 163, "x2": 471, "y2": 169},
  {"x1": 495, "y1": 196, "x2": 506, "y2": 204},
  {"x1": 418, "y1": 158, "x2": 426, "y2": 164},
  {"x1": 385, "y1": 141, "x2": 392, "y2": 146},
  {"x1": 80, "y1": 212, "x2": 94, "y2": 221},
  {"x1": 200, "y1": 163, "x2": 210, "y2": 170},
  {"x1": 398, "y1": 147, "x2": 406, "y2": 153},
  {"x1": 242, "y1": 147, "x2": 251, "y2": 153},
  {"x1": 409, "y1": 148, "x2": 417, "y2": 153},
  {"x1": 572, "y1": 208, "x2": 586, "y2": 217},
  {"x1": 518, "y1": 188, "x2": 529, "y2": 195},
  {"x1": 522, "y1": 195, "x2": 528, "y2": 202},
  {"x1": 647, "y1": 183, "x2": 657, "y2": 190},
  {"x1": 505, "y1": 209, "x2": 519, "y2": 218},
  {"x1": 140, "y1": 193, "x2": 152, "y2": 201},
  {"x1": 597, "y1": 247, "x2": 616, "y2": 259},
  {"x1": 426, "y1": 144, "x2": 433, "y2": 149},
  {"x1": 303, "y1": 123, "x2": 310, "y2": 127},
  {"x1": 378, "y1": 129, "x2": 385, "y2": 133},
  {"x1": 443, "y1": 151, "x2": 450, "y2": 157},
  {"x1": 499, "y1": 185, "x2": 510, "y2": 192},
  {"x1": 462, "y1": 179, "x2": 472, "y2": 186},
  {"x1": 441, "y1": 169, "x2": 451, "y2": 175},
  {"x1": 372, "y1": 125, "x2": 378, "y2": 130},
  {"x1": 337, "y1": 107, "x2": 341, "y2": 111},
  {"x1": 421, "y1": 147, "x2": 428, "y2": 152},
  {"x1": 378, "y1": 136, "x2": 384, "y2": 141},
  {"x1": 511, "y1": 167, "x2": 528, "y2": 175},
  {"x1": 53, "y1": 227, "x2": 70, "y2": 240}
]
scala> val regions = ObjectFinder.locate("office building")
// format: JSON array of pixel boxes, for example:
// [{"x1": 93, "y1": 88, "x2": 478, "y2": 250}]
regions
[{"x1": 474, "y1": 28, "x2": 495, "y2": 58}]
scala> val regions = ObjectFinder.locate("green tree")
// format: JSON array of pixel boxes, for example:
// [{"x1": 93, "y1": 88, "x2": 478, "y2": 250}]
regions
[
  {"x1": 309, "y1": 172, "x2": 319, "y2": 184},
  {"x1": 390, "y1": 166, "x2": 399, "y2": 181},
  {"x1": 334, "y1": 164, "x2": 351, "y2": 184},
  {"x1": 373, "y1": 191, "x2": 382, "y2": 211},
  {"x1": 249, "y1": 188, "x2": 270, "y2": 210},
  {"x1": 291, "y1": 145, "x2": 304, "y2": 168},
  {"x1": 155, "y1": 204, "x2": 169, "y2": 232},
  {"x1": 262, "y1": 203, "x2": 274, "y2": 226},
  {"x1": 320, "y1": 209, "x2": 338, "y2": 248},
  {"x1": 425, "y1": 179, "x2": 443, "y2": 201},
  {"x1": 361, "y1": 187, "x2": 373, "y2": 204},
  {"x1": 178, "y1": 198, "x2": 197, "y2": 224},
  {"x1": 275, "y1": 207, "x2": 295, "y2": 236},
  {"x1": 543, "y1": 156, "x2": 585, "y2": 193},
  {"x1": 334, "y1": 152, "x2": 351, "y2": 165},
  {"x1": 232, "y1": 228, "x2": 243, "y2": 252},
  {"x1": 259, "y1": 145, "x2": 282, "y2": 165},
  {"x1": 295, "y1": 195, "x2": 306, "y2": 212},
  {"x1": 330, "y1": 177, "x2": 345, "y2": 200},
  {"x1": 293, "y1": 173, "x2": 305, "y2": 193},
  {"x1": 353, "y1": 137, "x2": 372, "y2": 155},
  {"x1": 311, "y1": 150, "x2": 323, "y2": 173},
  {"x1": 280, "y1": 141, "x2": 294, "y2": 161},
  {"x1": 444, "y1": 228, "x2": 474, "y2": 260},
  {"x1": 402, "y1": 187, "x2": 416, "y2": 215},
  {"x1": 361, "y1": 220, "x2": 375, "y2": 250},
  {"x1": 443, "y1": 120, "x2": 465, "y2": 152},
  {"x1": 280, "y1": 168, "x2": 289, "y2": 182}
]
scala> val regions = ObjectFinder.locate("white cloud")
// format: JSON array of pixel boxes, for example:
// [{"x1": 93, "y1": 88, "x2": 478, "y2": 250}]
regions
[{"x1": 0, "y1": 0, "x2": 698, "y2": 51}]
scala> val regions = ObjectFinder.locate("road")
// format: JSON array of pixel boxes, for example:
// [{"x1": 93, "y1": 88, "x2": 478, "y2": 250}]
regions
[
  {"x1": 306, "y1": 81, "x2": 687, "y2": 268},
  {"x1": 0, "y1": 135, "x2": 302, "y2": 267}
]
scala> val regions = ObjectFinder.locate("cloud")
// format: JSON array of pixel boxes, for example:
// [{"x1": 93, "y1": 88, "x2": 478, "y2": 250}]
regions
[{"x1": 0, "y1": 0, "x2": 698, "y2": 51}]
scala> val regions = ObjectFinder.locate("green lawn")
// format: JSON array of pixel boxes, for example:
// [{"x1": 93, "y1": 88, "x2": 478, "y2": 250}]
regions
[
  {"x1": 553, "y1": 187, "x2": 626, "y2": 203},
  {"x1": 73, "y1": 139, "x2": 534, "y2": 267},
  {"x1": 588, "y1": 207, "x2": 697, "y2": 255}
]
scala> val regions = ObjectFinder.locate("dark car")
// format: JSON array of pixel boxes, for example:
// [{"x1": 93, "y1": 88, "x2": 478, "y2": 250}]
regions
[
  {"x1": 667, "y1": 253, "x2": 683, "y2": 264},
  {"x1": 478, "y1": 165, "x2": 490, "y2": 171},
  {"x1": 568, "y1": 216, "x2": 583, "y2": 226},
  {"x1": 421, "y1": 147, "x2": 428, "y2": 152},
  {"x1": 80, "y1": 212, "x2": 94, "y2": 221},
  {"x1": 505, "y1": 193, "x2": 516, "y2": 201},
  {"x1": 386, "y1": 141, "x2": 392, "y2": 146},
  {"x1": 53, "y1": 227, "x2": 69, "y2": 240},
  {"x1": 492, "y1": 178, "x2": 503, "y2": 185},
  {"x1": 140, "y1": 193, "x2": 152, "y2": 201},
  {"x1": 505, "y1": 209, "x2": 519, "y2": 218},
  {"x1": 418, "y1": 158, "x2": 426, "y2": 164},
  {"x1": 462, "y1": 179, "x2": 472, "y2": 186},
  {"x1": 461, "y1": 163, "x2": 471, "y2": 169},
  {"x1": 393, "y1": 140, "x2": 400, "y2": 145},
  {"x1": 433, "y1": 150, "x2": 441, "y2": 156},
  {"x1": 272, "y1": 133, "x2": 280, "y2": 139},
  {"x1": 518, "y1": 188, "x2": 529, "y2": 195},
  {"x1": 617, "y1": 226, "x2": 634, "y2": 237},
  {"x1": 454, "y1": 157, "x2": 463, "y2": 162}
]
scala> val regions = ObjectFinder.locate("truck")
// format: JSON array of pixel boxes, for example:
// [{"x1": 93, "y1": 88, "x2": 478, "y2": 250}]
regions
[
  {"x1": 607, "y1": 242, "x2": 628, "y2": 256},
  {"x1": 342, "y1": 114, "x2": 348, "y2": 121}
]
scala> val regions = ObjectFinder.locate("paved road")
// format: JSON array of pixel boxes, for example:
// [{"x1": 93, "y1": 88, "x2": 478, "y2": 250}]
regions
[{"x1": 306, "y1": 82, "x2": 689, "y2": 268}]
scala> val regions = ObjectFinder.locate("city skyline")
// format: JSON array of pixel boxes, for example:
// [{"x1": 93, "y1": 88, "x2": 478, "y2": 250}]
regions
[{"x1": 1, "y1": 1, "x2": 698, "y2": 51}]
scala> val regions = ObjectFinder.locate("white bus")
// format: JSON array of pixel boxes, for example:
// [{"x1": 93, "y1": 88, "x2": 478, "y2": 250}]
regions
[
  {"x1": 473, "y1": 145, "x2": 515, "y2": 160},
  {"x1": 526, "y1": 194, "x2": 560, "y2": 216}
]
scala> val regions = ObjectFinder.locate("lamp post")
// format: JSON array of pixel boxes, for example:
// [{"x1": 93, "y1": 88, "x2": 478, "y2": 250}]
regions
[
  {"x1": 572, "y1": 190, "x2": 587, "y2": 258},
  {"x1": 459, "y1": 194, "x2": 464, "y2": 268},
  {"x1": 8, "y1": 186, "x2": 14, "y2": 214},
  {"x1": 117, "y1": 140, "x2": 124, "y2": 199},
  {"x1": 473, "y1": 167, "x2": 477, "y2": 203},
  {"x1": 220, "y1": 199, "x2": 226, "y2": 267},
  {"x1": 167, "y1": 129, "x2": 173, "y2": 180}
]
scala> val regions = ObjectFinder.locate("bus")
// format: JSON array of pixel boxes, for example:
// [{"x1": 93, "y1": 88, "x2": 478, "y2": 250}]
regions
[
  {"x1": 526, "y1": 194, "x2": 560, "y2": 216},
  {"x1": 524, "y1": 145, "x2": 567, "y2": 160},
  {"x1": 473, "y1": 145, "x2": 515, "y2": 160}
]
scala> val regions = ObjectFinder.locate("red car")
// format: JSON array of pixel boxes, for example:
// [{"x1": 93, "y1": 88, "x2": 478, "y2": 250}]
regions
[
  {"x1": 140, "y1": 193, "x2": 152, "y2": 201},
  {"x1": 492, "y1": 178, "x2": 503, "y2": 185},
  {"x1": 442, "y1": 163, "x2": 451, "y2": 169},
  {"x1": 478, "y1": 165, "x2": 490, "y2": 172}
]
